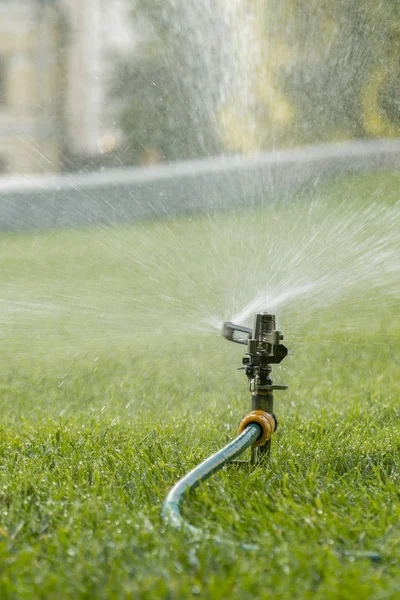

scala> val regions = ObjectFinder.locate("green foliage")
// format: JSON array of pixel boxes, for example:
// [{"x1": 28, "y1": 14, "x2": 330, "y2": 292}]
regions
[
  {"x1": 270, "y1": 0, "x2": 400, "y2": 143},
  {"x1": 222, "y1": 0, "x2": 400, "y2": 151},
  {"x1": 113, "y1": 0, "x2": 400, "y2": 161}
]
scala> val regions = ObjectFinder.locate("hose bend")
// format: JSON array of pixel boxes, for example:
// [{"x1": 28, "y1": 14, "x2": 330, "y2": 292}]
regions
[
  {"x1": 162, "y1": 422, "x2": 381, "y2": 561},
  {"x1": 162, "y1": 423, "x2": 261, "y2": 532}
]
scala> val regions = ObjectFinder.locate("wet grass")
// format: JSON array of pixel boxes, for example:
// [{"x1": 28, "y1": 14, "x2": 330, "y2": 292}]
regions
[{"x1": 0, "y1": 170, "x2": 399, "y2": 598}]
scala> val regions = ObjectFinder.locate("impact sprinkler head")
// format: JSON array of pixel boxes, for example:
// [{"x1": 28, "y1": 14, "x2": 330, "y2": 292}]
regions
[
  {"x1": 223, "y1": 312, "x2": 287, "y2": 360},
  {"x1": 222, "y1": 312, "x2": 288, "y2": 391}
]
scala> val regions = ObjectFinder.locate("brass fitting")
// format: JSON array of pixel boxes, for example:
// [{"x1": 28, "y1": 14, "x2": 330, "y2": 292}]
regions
[{"x1": 238, "y1": 410, "x2": 276, "y2": 447}]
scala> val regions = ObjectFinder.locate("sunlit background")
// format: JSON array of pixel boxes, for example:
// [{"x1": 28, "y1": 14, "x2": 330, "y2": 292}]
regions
[{"x1": 0, "y1": 0, "x2": 399, "y2": 177}]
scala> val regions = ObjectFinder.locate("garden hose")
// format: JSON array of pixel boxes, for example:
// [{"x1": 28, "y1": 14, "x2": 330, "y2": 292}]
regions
[
  {"x1": 162, "y1": 422, "x2": 262, "y2": 533},
  {"x1": 162, "y1": 418, "x2": 382, "y2": 562}
]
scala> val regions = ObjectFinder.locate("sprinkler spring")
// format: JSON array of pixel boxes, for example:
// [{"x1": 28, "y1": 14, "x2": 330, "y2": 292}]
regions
[{"x1": 222, "y1": 313, "x2": 288, "y2": 462}]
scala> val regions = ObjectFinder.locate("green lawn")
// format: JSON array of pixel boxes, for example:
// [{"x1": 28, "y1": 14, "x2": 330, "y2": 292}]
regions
[{"x1": 0, "y1": 171, "x2": 399, "y2": 598}]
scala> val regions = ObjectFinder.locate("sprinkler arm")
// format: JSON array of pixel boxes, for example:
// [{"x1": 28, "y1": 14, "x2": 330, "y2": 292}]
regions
[{"x1": 221, "y1": 321, "x2": 252, "y2": 345}]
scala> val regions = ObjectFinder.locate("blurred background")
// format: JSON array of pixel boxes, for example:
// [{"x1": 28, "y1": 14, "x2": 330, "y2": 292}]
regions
[{"x1": 0, "y1": 0, "x2": 399, "y2": 177}]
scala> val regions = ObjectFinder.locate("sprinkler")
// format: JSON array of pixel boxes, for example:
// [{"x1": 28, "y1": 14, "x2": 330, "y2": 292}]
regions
[
  {"x1": 162, "y1": 312, "x2": 288, "y2": 531},
  {"x1": 222, "y1": 313, "x2": 288, "y2": 463},
  {"x1": 162, "y1": 313, "x2": 381, "y2": 561}
]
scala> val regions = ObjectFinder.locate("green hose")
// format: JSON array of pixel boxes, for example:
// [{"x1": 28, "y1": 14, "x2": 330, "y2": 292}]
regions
[
  {"x1": 162, "y1": 422, "x2": 382, "y2": 561},
  {"x1": 162, "y1": 423, "x2": 261, "y2": 533}
]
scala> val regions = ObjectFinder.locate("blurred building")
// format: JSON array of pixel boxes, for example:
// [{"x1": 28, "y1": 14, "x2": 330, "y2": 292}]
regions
[
  {"x1": 0, "y1": 0, "x2": 135, "y2": 176},
  {"x1": 0, "y1": 0, "x2": 66, "y2": 174},
  {"x1": 61, "y1": 0, "x2": 136, "y2": 169}
]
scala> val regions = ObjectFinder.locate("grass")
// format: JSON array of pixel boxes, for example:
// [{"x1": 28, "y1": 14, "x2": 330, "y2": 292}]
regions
[{"x1": 0, "y1": 170, "x2": 399, "y2": 598}]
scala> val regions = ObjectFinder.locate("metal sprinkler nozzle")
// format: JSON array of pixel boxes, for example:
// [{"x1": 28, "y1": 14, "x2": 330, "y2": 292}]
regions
[
  {"x1": 222, "y1": 312, "x2": 288, "y2": 386},
  {"x1": 222, "y1": 312, "x2": 288, "y2": 463}
]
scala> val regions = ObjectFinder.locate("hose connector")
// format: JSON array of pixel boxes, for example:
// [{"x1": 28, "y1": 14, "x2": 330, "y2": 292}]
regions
[{"x1": 238, "y1": 410, "x2": 276, "y2": 447}]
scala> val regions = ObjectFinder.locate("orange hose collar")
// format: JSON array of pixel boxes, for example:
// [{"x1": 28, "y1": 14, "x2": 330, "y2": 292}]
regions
[{"x1": 238, "y1": 410, "x2": 276, "y2": 447}]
